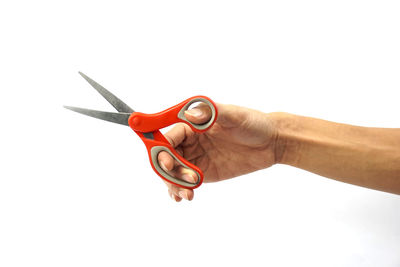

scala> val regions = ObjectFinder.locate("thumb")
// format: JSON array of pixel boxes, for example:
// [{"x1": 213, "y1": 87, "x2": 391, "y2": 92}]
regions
[{"x1": 184, "y1": 103, "x2": 212, "y2": 124}]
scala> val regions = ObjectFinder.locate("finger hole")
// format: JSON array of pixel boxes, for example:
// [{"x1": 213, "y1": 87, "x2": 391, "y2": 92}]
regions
[
  {"x1": 160, "y1": 160, "x2": 199, "y2": 184},
  {"x1": 159, "y1": 158, "x2": 199, "y2": 185},
  {"x1": 155, "y1": 148, "x2": 200, "y2": 186},
  {"x1": 184, "y1": 102, "x2": 212, "y2": 125},
  {"x1": 175, "y1": 166, "x2": 198, "y2": 183}
]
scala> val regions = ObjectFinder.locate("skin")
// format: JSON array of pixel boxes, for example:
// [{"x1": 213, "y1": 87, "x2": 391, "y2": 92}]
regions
[{"x1": 158, "y1": 103, "x2": 400, "y2": 201}]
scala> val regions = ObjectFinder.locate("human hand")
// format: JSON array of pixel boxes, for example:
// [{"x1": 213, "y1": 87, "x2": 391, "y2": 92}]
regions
[{"x1": 158, "y1": 103, "x2": 281, "y2": 201}]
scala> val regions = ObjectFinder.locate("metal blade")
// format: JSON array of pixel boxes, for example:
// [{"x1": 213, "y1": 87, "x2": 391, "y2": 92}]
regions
[
  {"x1": 78, "y1": 72, "x2": 134, "y2": 113},
  {"x1": 64, "y1": 106, "x2": 130, "y2": 126}
]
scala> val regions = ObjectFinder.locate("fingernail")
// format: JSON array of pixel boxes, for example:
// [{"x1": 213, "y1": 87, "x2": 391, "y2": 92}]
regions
[
  {"x1": 178, "y1": 191, "x2": 188, "y2": 200},
  {"x1": 160, "y1": 161, "x2": 168, "y2": 171},
  {"x1": 185, "y1": 108, "x2": 203, "y2": 117}
]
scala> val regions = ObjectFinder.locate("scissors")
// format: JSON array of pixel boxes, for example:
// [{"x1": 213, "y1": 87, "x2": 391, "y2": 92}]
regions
[{"x1": 64, "y1": 72, "x2": 218, "y2": 189}]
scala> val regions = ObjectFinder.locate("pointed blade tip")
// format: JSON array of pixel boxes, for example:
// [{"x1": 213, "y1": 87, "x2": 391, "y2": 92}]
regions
[
  {"x1": 63, "y1": 105, "x2": 78, "y2": 112},
  {"x1": 78, "y1": 71, "x2": 88, "y2": 79},
  {"x1": 76, "y1": 72, "x2": 134, "y2": 113},
  {"x1": 63, "y1": 106, "x2": 130, "y2": 126}
]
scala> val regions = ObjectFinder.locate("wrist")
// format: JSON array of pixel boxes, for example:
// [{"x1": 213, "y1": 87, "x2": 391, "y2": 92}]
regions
[{"x1": 268, "y1": 112, "x2": 301, "y2": 165}]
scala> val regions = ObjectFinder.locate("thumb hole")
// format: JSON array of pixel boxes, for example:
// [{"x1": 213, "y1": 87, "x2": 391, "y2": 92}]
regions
[{"x1": 184, "y1": 103, "x2": 212, "y2": 124}]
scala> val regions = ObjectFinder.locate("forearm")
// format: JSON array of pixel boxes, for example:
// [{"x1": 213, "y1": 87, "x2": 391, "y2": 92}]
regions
[{"x1": 272, "y1": 112, "x2": 400, "y2": 194}]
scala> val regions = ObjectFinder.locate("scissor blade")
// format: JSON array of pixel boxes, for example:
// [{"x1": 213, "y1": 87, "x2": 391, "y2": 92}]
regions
[
  {"x1": 64, "y1": 106, "x2": 130, "y2": 126},
  {"x1": 78, "y1": 72, "x2": 134, "y2": 113}
]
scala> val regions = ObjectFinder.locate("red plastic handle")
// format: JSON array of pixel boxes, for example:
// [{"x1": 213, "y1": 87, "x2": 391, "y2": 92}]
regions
[
  {"x1": 128, "y1": 96, "x2": 218, "y2": 189},
  {"x1": 129, "y1": 96, "x2": 218, "y2": 133},
  {"x1": 134, "y1": 130, "x2": 204, "y2": 189}
]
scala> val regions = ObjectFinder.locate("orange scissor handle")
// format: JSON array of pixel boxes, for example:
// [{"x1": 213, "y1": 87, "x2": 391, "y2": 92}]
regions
[
  {"x1": 134, "y1": 131, "x2": 204, "y2": 189},
  {"x1": 129, "y1": 96, "x2": 218, "y2": 133},
  {"x1": 128, "y1": 96, "x2": 218, "y2": 189}
]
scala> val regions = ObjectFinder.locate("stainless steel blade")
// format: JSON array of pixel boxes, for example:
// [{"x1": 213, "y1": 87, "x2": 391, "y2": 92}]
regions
[
  {"x1": 64, "y1": 106, "x2": 130, "y2": 126},
  {"x1": 78, "y1": 72, "x2": 134, "y2": 113}
]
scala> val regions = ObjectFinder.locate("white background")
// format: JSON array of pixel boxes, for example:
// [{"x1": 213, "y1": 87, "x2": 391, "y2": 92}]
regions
[{"x1": 0, "y1": 0, "x2": 399, "y2": 266}]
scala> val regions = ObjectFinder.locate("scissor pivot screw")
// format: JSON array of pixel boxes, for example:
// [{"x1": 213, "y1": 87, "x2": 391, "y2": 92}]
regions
[{"x1": 132, "y1": 117, "x2": 141, "y2": 127}]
